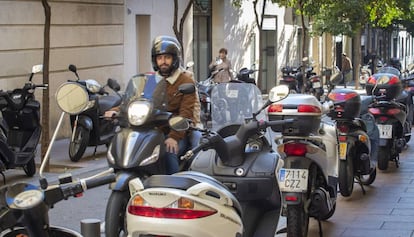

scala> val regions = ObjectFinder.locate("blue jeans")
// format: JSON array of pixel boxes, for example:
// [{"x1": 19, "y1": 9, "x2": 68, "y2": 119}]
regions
[{"x1": 165, "y1": 136, "x2": 189, "y2": 175}]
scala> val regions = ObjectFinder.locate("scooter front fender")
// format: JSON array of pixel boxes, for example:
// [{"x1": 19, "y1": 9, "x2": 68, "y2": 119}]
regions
[
  {"x1": 110, "y1": 172, "x2": 137, "y2": 191},
  {"x1": 77, "y1": 115, "x2": 93, "y2": 131}
]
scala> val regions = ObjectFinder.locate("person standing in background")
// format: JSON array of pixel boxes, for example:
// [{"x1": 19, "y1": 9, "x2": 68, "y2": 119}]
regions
[
  {"x1": 209, "y1": 48, "x2": 233, "y2": 83},
  {"x1": 341, "y1": 53, "x2": 353, "y2": 88}
]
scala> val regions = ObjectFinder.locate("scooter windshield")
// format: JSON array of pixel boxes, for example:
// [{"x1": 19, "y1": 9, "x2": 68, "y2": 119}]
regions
[
  {"x1": 211, "y1": 82, "x2": 263, "y2": 131},
  {"x1": 123, "y1": 72, "x2": 159, "y2": 103}
]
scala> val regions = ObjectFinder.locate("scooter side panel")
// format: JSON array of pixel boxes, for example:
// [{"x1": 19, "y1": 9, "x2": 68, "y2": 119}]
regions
[
  {"x1": 109, "y1": 127, "x2": 166, "y2": 174},
  {"x1": 190, "y1": 150, "x2": 280, "y2": 203}
]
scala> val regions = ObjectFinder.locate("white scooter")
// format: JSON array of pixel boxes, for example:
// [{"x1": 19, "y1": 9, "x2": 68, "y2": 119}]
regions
[{"x1": 125, "y1": 84, "x2": 292, "y2": 237}]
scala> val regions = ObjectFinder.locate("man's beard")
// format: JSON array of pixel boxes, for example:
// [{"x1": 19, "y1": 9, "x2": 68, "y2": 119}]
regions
[{"x1": 159, "y1": 64, "x2": 173, "y2": 77}]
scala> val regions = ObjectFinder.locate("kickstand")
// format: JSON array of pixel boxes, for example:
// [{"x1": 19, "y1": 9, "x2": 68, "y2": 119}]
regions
[
  {"x1": 93, "y1": 146, "x2": 98, "y2": 156},
  {"x1": 355, "y1": 176, "x2": 366, "y2": 195},
  {"x1": 395, "y1": 155, "x2": 400, "y2": 168},
  {"x1": 317, "y1": 218, "x2": 324, "y2": 237}
]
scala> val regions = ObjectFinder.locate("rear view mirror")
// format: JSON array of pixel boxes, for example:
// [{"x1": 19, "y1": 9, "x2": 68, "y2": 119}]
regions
[
  {"x1": 178, "y1": 83, "x2": 195, "y2": 94},
  {"x1": 268, "y1": 85, "x2": 289, "y2": 102},
  {"x1": 32, "y1": 65, "x2": 43, "y2": 74},
  {"x1": 107, "y1": 78, "x2": 121, "y2": 92}
]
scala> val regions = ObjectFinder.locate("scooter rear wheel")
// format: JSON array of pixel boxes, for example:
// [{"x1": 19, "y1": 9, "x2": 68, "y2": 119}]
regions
[
  {"x1": 69, "y1": 126, "x2": 89, "y2": 162},
  {"x1": 377, "y1": 147, "x2": 390, "y2": 171},
  {"x1": 338, "y1": 158, "x2": 354, "y2": 197},
  {"x1": 23, "y1": 158, "x2": 36, "y2": 177},
  {"x1": 286, "y1": 204, "x2": 309, "y2": 237}
]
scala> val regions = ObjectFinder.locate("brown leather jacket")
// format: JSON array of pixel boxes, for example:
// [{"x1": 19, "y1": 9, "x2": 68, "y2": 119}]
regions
[{"x1": 156, "y1": 68, "x2": 199, "y2": 141}]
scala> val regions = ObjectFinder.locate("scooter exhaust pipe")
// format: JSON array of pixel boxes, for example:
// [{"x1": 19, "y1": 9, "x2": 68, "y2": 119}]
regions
[{"x1": 308, "y1": 187, "x2": 332, "y2": 219}]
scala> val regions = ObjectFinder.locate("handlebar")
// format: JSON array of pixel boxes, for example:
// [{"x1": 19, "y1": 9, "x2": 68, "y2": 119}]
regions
[
  {"x1": 180, "y1": 118, "x2": 296, "y2": 161},
  {"x1": 46, "y1": 168, "x2": 116, "y2": 205}
]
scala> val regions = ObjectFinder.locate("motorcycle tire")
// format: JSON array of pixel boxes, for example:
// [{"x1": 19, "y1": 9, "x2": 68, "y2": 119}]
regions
[
  {"x1": 286, "y1": 204, "x2": 309, "y2": 237},
  {"x1": 338, "y1": 159, "x2": 354, "y2": 197},
  {"x1": 377, "y1": 147, "x2": 390, "y2": 171},
  {"x1": 23, "y1": 157, "x2": 36, "y2": 177},
  {"x1": 1, "y1": 226, "x2": 82, "y2": 237},
  {"x1": 359, "y1": 167, "x2": 377, "y2": 185},
  {"x1": 105, "y1": 190, "x2": 130, "y2": 237},
  {"x1": 68, "y1": 126, "x2": 90, "y2": 162}
]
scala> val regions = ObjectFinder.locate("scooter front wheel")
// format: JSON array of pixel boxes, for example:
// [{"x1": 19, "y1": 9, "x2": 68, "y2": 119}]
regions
[
  {"x1": 69, "y1": 126, "x2": 90, "y2": 162},
  {"x1": 105, "y1": 190, "x2": 130, "y2": 237}
]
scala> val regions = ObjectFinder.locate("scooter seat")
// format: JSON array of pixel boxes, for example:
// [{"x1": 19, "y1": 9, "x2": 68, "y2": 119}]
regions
[{"x1": 143, "y1": 171, "x2": 242, "y2": 216}]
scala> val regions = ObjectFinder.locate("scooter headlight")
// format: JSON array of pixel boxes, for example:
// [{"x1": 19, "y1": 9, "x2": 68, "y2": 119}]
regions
[{"x1": 128, "y1": 100, "x2": 152, "y2": 126}]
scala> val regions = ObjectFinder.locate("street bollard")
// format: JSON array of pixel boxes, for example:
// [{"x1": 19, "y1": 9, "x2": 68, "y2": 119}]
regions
[{"x1": 81, "y1": 218, "x2": 101, "y2": 237}]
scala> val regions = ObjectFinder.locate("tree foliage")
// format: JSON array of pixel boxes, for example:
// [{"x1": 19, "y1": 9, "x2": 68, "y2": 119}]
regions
[{"x1": 311, "y1": 0, "x2": 412, "y2": 37}]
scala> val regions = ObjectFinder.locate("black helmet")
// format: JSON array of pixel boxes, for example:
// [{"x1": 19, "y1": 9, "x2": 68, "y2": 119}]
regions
[{"x1": 151, "y1": 35, "x2": 182, "y2": 73}]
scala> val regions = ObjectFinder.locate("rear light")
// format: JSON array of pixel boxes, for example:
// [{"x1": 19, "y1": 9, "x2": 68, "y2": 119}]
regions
[
  {"x1": 268, "y1": 104, "x2": 283, "y2": 113},
  {"x1": 284, "y1": 76, "x2": 295, "y2": 82},
  {"x1": 338, "y1": 135, "x2": 347, "y2": 142},
  {"x1": 297, "y1": 104, "x2": 321, "y2": 113},
  {"x1": 311, "y1": 76, "x2": 320, "y2": 82},
  {"x1": 379, "y1": 116, "x2": 389, "y2": 122},
  {"x1": 284, "y1": 143, "x2": 307, "y2": 156},
  {"x1": 368, "y1": 108, "x2": 381, "y2": 115},
  {"x1": 367, "y1": 76, "x2": 376, "y2": 84},
  {"x1": 127, "y1": 195, "x2": 217, "y2": 219},
  {"x1": 285, "y1": 195, "x2": 298, "y2": 201},
  {"x1": 388, "y1": 76, "x2": 399, "y2": 85},
  {"x1": 328, "y1": 92, "x2": 358, "y2": 101},
  {"x1": 386, "y1": 108, "x2": 401, "y2": 115}
]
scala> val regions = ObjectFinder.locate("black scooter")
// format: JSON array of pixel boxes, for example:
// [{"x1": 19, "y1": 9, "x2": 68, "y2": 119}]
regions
[
  {"x1": 327, "y1": 88, "x2": 377, "y2": 197},
  {"x1": 104, "y1": 73, "x2": 197, "y2": 237},
  {"x1": 366, "y1": 66, "x2": 413, "y2": 170},
  {"x1": 175, "y1": 84, "x2": 293, "y2": 237},
  {"x1": 66, "y1": 64, "x2": 122, "y2": 162},
  {"x1": 0, "y1": 65, "x2": 47, "y2": 182}
]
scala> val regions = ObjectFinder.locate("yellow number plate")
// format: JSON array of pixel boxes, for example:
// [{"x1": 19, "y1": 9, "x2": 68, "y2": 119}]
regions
[{"x1": 339, "y1": 142, "x2": 347, "y2": 160}]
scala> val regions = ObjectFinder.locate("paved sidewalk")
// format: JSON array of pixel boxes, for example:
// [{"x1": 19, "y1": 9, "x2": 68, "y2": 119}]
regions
[{"x1": 1, "y1": 138, "x2": 108, "y2": 184}]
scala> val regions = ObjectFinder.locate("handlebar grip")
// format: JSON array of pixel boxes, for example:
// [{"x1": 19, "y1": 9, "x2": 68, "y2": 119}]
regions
[{"x1": 83, "y1": 173, "x2": 116, "y2": 190}]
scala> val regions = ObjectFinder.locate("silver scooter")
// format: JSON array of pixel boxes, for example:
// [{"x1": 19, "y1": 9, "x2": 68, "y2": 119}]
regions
[{"x1": 268, "y1": 94, "x2": 338, "y2": 237}]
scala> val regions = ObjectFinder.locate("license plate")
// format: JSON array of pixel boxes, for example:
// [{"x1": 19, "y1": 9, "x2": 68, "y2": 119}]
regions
[
  {"x1": 312, "y1": 81, "x2": 321, "y2": 88},
  {"x1": 378, "y1": 124, "x2": 392, "y2": 139},
  {"x1": 278, "y1": 168, "x2": 308, "y2": 192},
  {"x1": 227, "y1": 90, "x2": 238, "y2": 98},
  {"x1": 339, "y1": 142, "x2": 347, "y2": 160}
]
